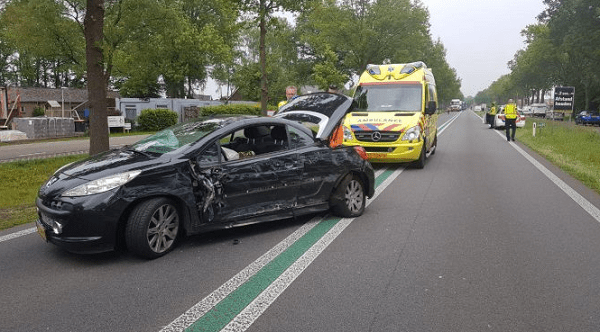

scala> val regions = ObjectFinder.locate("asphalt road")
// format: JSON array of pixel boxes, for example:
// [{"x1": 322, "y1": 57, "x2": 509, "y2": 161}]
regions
[
  {"x1": 0, "y1": 134, "x2": 149, "y2": 163},
  {"x1": 2, "y1": 111, "x2": 600, "y2": 332}
]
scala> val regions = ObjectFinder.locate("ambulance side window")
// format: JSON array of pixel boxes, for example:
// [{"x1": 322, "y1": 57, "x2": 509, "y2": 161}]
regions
[{"x1": 428, "y1": 85, "x2": 437, "y2": 102}]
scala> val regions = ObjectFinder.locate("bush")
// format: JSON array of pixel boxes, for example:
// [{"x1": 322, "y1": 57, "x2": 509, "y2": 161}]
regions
[
  {"x1": 33, "y1": 107, "x2": 45, "y2": 117},
  {"x1": 137, "y1": 108, "x2": 178, "y2": 131},
  {"x1": 198, "y1": 103, "x2": 263, "y2": 116}
]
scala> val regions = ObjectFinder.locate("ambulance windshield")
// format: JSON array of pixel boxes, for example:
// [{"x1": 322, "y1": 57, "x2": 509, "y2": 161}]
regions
[{"x1": 354, "y1": 84, "x2": 422, "y2": 112}]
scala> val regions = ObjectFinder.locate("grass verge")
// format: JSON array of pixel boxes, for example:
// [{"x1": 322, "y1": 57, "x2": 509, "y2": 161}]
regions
[
  {"x1": 0, "y1": 155, "x2": 88, "y2": 231},
  {"x1": 516, "y1": 118, "x2": 600, "y2": 193}
]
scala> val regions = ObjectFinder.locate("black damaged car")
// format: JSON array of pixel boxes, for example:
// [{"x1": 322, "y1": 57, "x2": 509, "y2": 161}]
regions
[{"x1": 36, "y1": 93, "x2": 375, "y2": 259}]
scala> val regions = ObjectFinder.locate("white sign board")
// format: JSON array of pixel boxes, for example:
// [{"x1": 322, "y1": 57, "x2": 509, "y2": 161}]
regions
[{"x1": 107, "y1": 116, "x2": 125, "y2": 127}]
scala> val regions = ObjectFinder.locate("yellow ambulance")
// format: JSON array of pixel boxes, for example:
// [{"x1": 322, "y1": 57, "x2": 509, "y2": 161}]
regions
[{"x1": 343, "y1": 62, "x2": 438, "y2": 168}]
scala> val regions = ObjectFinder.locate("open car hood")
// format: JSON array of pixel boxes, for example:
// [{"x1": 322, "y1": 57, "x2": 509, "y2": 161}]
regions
[{"x1": 275, "y1": 93, "x2": 354, "y2": 140}]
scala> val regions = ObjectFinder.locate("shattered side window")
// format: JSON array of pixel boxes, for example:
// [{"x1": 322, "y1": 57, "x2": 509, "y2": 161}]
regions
[
  {"x1": 198, "y1": 142, "x2": 220, "y2": 165},
  {"x1": 288, "y1": 126, "x2": 314, "y2": 148},
  {"x1": 278, "y1": 113, "x2": 324, "y2": 136}
]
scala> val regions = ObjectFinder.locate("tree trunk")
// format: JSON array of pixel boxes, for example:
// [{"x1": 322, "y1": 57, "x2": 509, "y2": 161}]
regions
[
  {"x1": 259, "y1": 0, "x2": 268, "y2": 116},
  {"x1": 84, "y1": 0, "x2": 109, "y2": 156}
]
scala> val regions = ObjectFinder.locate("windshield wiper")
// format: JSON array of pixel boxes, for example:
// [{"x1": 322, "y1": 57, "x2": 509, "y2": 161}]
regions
[{"x1": 123, "y1": 148, "x2": 154, "y2": 158}]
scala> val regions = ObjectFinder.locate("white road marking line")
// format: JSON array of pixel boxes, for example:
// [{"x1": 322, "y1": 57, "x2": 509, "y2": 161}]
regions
[
  {"x1": 217, "y1": 115, "x2": 457, "y2": 332},
  {"x1": 482, "y1": 110, "x2": 600, "y2": 223},
  {"x1": 512, "y1": 142, "x2": 600, "y2": 222},
  {"x1": 158, "y1": 168, "x2": 389, "y2": 332},
  {"x1": 220, "y1": 168, "x2": 403, "y2": 332},
  {"x1": 0, "y1": 228, "x2": 37, "y2": 243},
  {"x1": 18, "y1": 152, "x2": 47, "y2": 157}
]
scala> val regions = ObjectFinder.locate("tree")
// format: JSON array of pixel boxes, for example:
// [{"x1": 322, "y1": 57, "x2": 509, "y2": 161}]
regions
[
  {"x1": 231, "y1": 17, "x2": 305, "y2": 103},
  {"x1": 85, "y1": 0, "x2": 109, "y2": 155},
  {"x1": 547, "y1": 0, "x2": 600, "y2": 110},
  {"x1": 508, "y1": 24, "x2": 557, "y2": 104},
  {"x1": 311, "y1": 47, "x2": 348, "y2": 91},
  {"x1": 0, "y1": 0, "x2": 85, "y2": 88},
  {"x1": 238, "y1": 0, "x2": 312, "y2": 115},
  {"x1": 296, "y1": 0, "x2": 461, "y2": 103},
  {"x1": 110, "y1": 0, "x2": 237, "y2": 98},
  {"x1": 495, "y1": 0, "x2": 600, "y2": 111}
]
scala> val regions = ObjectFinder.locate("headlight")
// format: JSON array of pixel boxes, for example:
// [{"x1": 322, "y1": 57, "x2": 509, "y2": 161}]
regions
[
  {"x1": 343, "y1": 126, "x2": 353, "y2": 141},
  {"x1": 402, "y1": 126, "x2": 421, "y2": 141},
  {"x1": 62, "y1": 170, "x2": 142, "y2": 197}
]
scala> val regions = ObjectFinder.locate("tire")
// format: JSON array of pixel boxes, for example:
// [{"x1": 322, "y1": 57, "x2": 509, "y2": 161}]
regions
[
  {"x1": 331, "y1": 175, "x2": 366, "y2": 218},
  {"x1": 412, "y1": 140, "x2": 426, "y2": 169},
  {"x1": 126, "y1": 197, "x2": 180, "y2": 259}
]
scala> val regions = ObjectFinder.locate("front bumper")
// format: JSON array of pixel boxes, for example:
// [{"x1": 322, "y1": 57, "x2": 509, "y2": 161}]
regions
[
  {"x1": 35, "y1": 194, "x2": 126, "y2": 254},
  {"x1": 344, "y1": 140, "x2": 423, "y2": 163}
]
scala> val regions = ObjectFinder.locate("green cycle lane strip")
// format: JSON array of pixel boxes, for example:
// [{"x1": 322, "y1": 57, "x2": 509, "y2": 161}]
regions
[
  {"x1": 161, "y1": 119, "x2": 457, "y2": 332},
  {"x1": 159, "y1": 167, "x2": 401, "y2": 332}
]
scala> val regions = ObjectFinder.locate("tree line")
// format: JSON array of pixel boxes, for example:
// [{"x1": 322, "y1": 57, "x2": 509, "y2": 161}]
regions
[
  {"x1": 474, "y1": 0, "x2": 600, "y2": 112},
  {"x1": 0, "y1": 0, "x2": 462, "y2": 107}
]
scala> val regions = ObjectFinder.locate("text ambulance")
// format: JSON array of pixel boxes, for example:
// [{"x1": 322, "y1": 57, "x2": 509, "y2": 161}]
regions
[{"x1": 342, "y1": 62, "x2": 438, "y2": 168}]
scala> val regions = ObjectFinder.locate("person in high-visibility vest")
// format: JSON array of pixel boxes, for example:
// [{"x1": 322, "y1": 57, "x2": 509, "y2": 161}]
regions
[
  {"x1": 487, "y1": 102, "x2": 497, "y2": 129},
  {"x1": 277, "y1": 86, "x2": 298, "y2": 110},
  {"x1": 504, "y1": 99, "x2": 518, "y2": 141}
]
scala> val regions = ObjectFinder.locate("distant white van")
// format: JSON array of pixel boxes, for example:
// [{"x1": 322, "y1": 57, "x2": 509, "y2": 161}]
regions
[{"x1": 528, "y1": 103, "x2": 548, "y2": 117}]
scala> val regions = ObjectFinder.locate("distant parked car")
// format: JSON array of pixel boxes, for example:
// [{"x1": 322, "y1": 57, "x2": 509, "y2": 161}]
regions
[
  {"x1": 575, "y1": 111, "x2": 600, "y2": 125},
  {"x1": 493, "y1": 107, "x2": 526, "y2": 129}
]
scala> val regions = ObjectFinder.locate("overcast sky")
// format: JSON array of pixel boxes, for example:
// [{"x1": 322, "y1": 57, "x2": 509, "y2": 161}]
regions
[{"x1": 421, "y1": 0, "x2": 546, "y2": 97}]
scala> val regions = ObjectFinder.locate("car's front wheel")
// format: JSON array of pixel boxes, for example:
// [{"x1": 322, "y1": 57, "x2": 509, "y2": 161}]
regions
[
  {"x1": 412, "y1": 139, "x2": 426, "y2": 169},
  {"x1": 126, "y1": 197, "x2": 180, "y2": 259},
  {"x1": 331, "y1": 175, "x2": 366, "y2": 218}
]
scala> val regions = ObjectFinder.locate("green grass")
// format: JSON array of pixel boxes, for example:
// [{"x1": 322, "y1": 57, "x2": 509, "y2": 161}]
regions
[
  {"x1": 0, "y1": 155, "x2": 88, "y2": 230},
  {"x1": 516, "y1": 118, "x2": 600, "y2": 193}
]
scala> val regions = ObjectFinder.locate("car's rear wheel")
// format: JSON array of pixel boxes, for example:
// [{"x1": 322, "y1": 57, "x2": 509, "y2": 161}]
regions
[
  {"x1": 331, "y1": 175, "x2": 366, "y2": 218},
  {"x1": 126, "y1": 197, "x2": 180, "y2": 259}
]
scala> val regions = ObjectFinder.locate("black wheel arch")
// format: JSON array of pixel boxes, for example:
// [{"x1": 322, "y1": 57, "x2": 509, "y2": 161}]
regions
[{"x1": 329, "y1": 171, "x2": 369, "y2": 206}]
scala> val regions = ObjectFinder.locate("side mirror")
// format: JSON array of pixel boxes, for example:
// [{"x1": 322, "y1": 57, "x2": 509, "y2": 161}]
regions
[{"x1": 425, "y1": 101, "x2": 437, "y2": 115}]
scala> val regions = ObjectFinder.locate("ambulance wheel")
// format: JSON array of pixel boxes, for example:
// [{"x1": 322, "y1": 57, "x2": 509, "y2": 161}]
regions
[{"x1": 413, "y1": 140, "x2": 426, "y2": 169}]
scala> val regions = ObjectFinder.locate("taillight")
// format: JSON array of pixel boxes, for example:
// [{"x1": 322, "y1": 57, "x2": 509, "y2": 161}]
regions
[{"x1": 353, "y1": 146, "x2": 369, "y2": 160}]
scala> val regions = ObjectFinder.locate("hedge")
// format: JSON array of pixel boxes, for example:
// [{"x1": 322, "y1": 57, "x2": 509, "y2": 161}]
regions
[
  {"x1": 198, "y1": 104, "x2": 263, "y2": 116},
  {"x1": 137, "y1": 108, "x2": 178, "y2": 131}
]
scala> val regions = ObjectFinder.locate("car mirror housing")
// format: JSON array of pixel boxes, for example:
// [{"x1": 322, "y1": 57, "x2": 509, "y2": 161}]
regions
[{"x1": 425, "y1": 101, "x2": 437, "y2": 115}]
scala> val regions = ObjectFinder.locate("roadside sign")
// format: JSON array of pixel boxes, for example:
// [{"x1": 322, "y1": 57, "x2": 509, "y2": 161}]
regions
[{"x1": 554, "y1": 86, "x2": 575, "y2": 113}]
